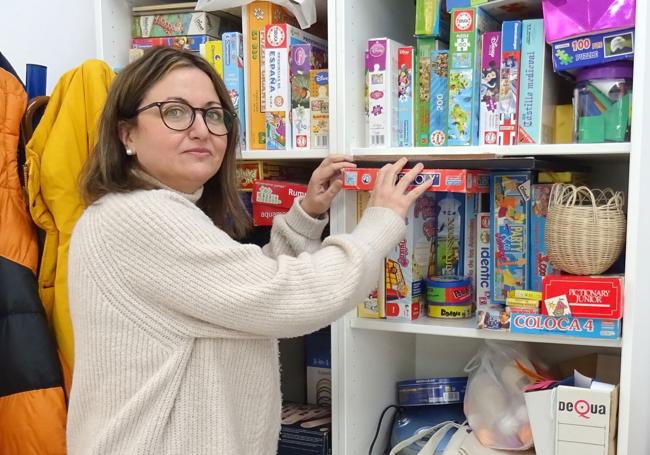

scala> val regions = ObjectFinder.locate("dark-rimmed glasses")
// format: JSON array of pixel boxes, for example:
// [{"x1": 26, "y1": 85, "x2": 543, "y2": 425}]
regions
[{"x1": 134, "y1": 100, "x2": 236, "y2": 136}]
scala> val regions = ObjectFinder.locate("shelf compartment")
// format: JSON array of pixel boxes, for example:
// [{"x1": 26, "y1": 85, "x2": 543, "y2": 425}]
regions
[
  {"x1": 240, "y1": 149, "x2": 329, "y2": 160},
  {"x1": 350, "y1": 317, "x2": 622, "y2": 348},
  {"x1": 350, "y1": 143, "x2": 631, "y2": 161}
]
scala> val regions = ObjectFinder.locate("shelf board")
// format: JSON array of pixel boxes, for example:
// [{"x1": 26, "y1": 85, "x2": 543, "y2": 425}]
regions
[
  {"x1": 350, "y1": 317, "x2": 622, "y2": 348},
  {"x1": 351, "y1": 143, "x2": 631, "y2": 161},
  {"x1": 239, "y1": 149, "x2": 329, "y2": 160}
]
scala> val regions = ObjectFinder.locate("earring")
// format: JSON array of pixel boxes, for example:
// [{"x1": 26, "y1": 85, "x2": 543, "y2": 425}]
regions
[{"x1": 126, "y1": 148, "x2": 136, "y2": 156}]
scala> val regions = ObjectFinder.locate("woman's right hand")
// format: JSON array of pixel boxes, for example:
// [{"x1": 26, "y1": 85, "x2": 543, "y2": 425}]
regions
[{"x1": 367, "y1": 158, "x2": 432, "y2": 219}]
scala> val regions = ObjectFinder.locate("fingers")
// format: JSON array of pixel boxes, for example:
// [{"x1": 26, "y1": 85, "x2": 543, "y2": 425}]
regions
[
  {"x1": 396, "y1": 162, "x2": 424, "y2": 192},
  {"x1": 327, "y1": 178, "x2": 343, "y2": 196},
  {"x1": 406, "y1": 177, "x2": 433, "y2": 203}
]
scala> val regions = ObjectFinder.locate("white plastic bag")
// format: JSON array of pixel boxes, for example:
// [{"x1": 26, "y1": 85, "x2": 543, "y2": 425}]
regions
[
  {"x1": 389, "y1": 421, "x2": 535, "y2": 455},
  {"x1": 195, "y1": 0, "x2": 317, "y2": 29},
  {"x1": 463, "y1": 340, "x2": 541, "y2": 450}
]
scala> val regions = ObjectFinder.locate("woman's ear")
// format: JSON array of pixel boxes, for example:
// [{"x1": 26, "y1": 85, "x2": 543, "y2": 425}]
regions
[{"x1": 118, "y1": 120, "x2": 135, "y2": 151}]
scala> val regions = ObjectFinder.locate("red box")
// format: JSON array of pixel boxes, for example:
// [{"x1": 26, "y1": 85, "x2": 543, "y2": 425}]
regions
[
  {"x1": 252, "y1": 180, "x2": 308, "y2": 226},
  {"x1": 542, "y1": 275, "x2": 624, "y2": 319},
  {"x1": 342, "y1": 168, "x2": 489, "y2": 193}
]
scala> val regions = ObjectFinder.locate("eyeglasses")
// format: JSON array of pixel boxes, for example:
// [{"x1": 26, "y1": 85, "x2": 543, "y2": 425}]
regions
[{"x1": 135, "y1": 100, "x2": 236, "y2": 136}]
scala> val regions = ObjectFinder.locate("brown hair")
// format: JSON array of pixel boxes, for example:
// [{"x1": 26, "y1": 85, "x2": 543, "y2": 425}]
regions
[{"x1": 80, "y1": 47, "x2": 250, "y2": 238}]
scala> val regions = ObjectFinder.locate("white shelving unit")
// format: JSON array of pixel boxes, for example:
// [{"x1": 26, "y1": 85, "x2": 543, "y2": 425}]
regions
[
  {"x1": 87, "y1": 0, "x2": 650, "y2": 453},
  {"x1": 329, "y1": 1, "x2": 650, "y2": 455}
]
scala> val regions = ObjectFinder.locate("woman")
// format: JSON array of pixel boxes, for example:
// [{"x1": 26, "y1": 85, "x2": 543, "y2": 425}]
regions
[{"x1": 67, "y1": 47, "x2": 430, "y2": 454}]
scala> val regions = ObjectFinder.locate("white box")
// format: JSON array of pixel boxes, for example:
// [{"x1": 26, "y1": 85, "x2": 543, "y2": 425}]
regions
[
  {"x1": 524, "y1": 382, "x2": 618, "y2": 455},
  {"x1": 367, "y1": 37, "x2": 406, "y2": 148}
]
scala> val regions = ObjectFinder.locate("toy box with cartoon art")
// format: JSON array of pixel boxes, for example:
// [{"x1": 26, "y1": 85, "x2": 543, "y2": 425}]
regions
[
  {"x1": 429, "y1": 50, "x2": 449, "y2": 146},
  {"x1": 551, "y1": 27, "x2": 635, "y2": 72},
  {"x1": 252, "y1": 180, "x2": 307, "y2": 226},
  {"x1": 479, "y1": 31, "x2": 501, "y2": 145},
  {"x1": 530, "y1": 184, "x2": 559, "y2": 291},
  {"x1": 356, "y1": 191, "x2": 385, "y2": 318},
  {"x1": 447, "y1": 8, "x2": 499, "y2": 146},
  {"x1": 542, "y1": 275, "x2": 624, "y2": 319},
  {"x1": 223, "y1": 32, "x2": 246, "y2": 150},
  {"x1": 290, "y1": 44, "x2": 327, "y2": 150},
  {"x1": 264, "y1": 24, "x2": 327, "y2": 149},
  {"x1": 384, "y1": 193, "x2": 437, "y2": 321},
  {"x1": 246, "y1": 2, "x2": 300, "y2": 150},
  {"x1": 131, "y1": 35, "x2": 216, "y2": 52},
  {"x1": 498, "y1": 20, "x2": 522, "y2": 146},
  {"x1": 367, "y1": 38, "x2": 406, "y2": 148},
  {"x1": 398, "y1": 47, "x2": 415, "y2": 147},
  {"x1": 414, "y1": 38, "x2": 448, "y2": 147},
  {"x1": 490, "y1": 172, "x2": 532, "y2": 306},
  {"x1": 310, "y1": 69, "x2": 329, "y2": 149},
  {"x1": 342, "y1": 168, "x2": 489, "y2": 193}
]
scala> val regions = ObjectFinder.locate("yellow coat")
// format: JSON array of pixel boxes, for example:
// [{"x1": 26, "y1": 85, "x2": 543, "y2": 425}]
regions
[{"x1": 25, "y1": 60, "x2": 115, "y2": 390}]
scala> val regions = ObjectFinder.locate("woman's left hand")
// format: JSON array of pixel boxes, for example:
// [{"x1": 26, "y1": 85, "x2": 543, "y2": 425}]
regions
[{"x1": 300, "y1": 155, "x2": 356, "y2": 218}]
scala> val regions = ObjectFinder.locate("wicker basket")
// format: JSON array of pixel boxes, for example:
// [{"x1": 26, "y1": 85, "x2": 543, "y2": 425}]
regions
[{"x1": 546, "y1": 183, "x2": 626, "y2": 275}]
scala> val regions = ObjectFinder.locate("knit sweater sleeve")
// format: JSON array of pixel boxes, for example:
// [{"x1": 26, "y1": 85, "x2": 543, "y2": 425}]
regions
[
  {"x1": 82, "y1": 190, "x2": 404, "y2": 338},
  {"x1": 262, "y1": 196, "x2": 329, "y2": 258}
]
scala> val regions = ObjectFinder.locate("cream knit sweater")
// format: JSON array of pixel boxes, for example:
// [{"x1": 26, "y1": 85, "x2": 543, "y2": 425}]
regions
[{"x1": 67, "y1": 185, "x2": 405, "y2": 455}]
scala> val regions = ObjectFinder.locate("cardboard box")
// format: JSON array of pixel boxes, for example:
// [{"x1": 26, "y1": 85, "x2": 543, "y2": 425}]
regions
[
  {"x1": 490, "y1": 172, "x2": 532, "y2": 306},
  {"x1": 384, "y1": 193, "x2": 437, "y2": 321},
  {"x1": 415, "y1": 0, "x2": 450, "y2": 39},
  {"x1": 479, "y1": 31, "x2": 501, "y2": 145},
  {"x1": 530, "y1": 184, "x2": 559, "y2": 291},
  {"x1": 367, "y1": 37, "x2": 406, "y2": 147},
  {"x1": 131, "y1": 35, "x2": 215, "y2": 52},
  {"x1": 342, "y1": 168, "x2": 489, "y2": 193},
  {"x1": 236, "y1": 161, "x2": 311, "y2": 191},
  {"x1": 223, "y1": 32, "x2": 246, "y2": 150},
  {"x1": 251, "y1": 180, "x2": 307, "y2": 226},
  {"x1": 305, "y1": 329, "x2": 331, "y2": 406},
  {"x1": 542, "y1": 275, "x2": 624, "y2": 319},
  {"x1": 397, "y1": 46, "x2": 415, "y2": 147},
  {"x1": 414, "y1": 37, "x2": 448, "y2": 146},
  {"x1": 356, "y1": 191, "x2": 385, "y2": 318},
  {"x1": 517, "y1": 19, "x2": 556, "y2": 144},
  {"x1": 264, "y1": 23, "x2": 327, "y2": 150},
  {"x1": 525, "y1": 378, "x2": 618, "y2": 455},
  {"x1": 558, "y1": 353, "x2": 621, "y2": 386},
  {"x1": 132, "y1": 11, "x2": 240, "y2": 38},
  {"x1": 498, "y1": 20, "x2": 522, "y2": 146},
  {"x1": 310, "y1": 69, "x2": 330, "y2": 149},
  {"x1": 290, "y1": 44, "x2": 327, "y2": 150},
  {"x1": 245, "y1": 2, "x2": 300, "y2": 150},
  {"x1": 551, "y1": 27, "x2": 634, "y2": 72},
  {"x1": 429, "y1": 50, "x2": 449, "y2": 146},
  {"x1": 510, "y1": 314, "x2": 621, "y2": 339},
  {"x1": 447, "y1": 8, "x2": 500, "y2": 146}
]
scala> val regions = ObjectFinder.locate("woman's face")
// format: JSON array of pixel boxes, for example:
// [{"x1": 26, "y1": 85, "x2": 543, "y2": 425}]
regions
[{"x1": 121, "y1": 66, "x2": 228, "y2": 193}]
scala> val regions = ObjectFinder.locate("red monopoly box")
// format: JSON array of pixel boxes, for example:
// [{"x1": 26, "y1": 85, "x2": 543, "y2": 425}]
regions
[
  {"x1": 342, "y1": 168, "x2": 489, "y2": 193},
  {"x1": 252, "y1": 180, "x2": 308, "y2": 226},
  {"x1": 542, "y1": 275, "x2": 624, "y2": 319}
]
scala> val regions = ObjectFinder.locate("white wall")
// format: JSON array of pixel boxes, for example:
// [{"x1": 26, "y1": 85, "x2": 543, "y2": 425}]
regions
[{"x1": 1, "y1": 0, "x2": 97, "y2": 95}]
